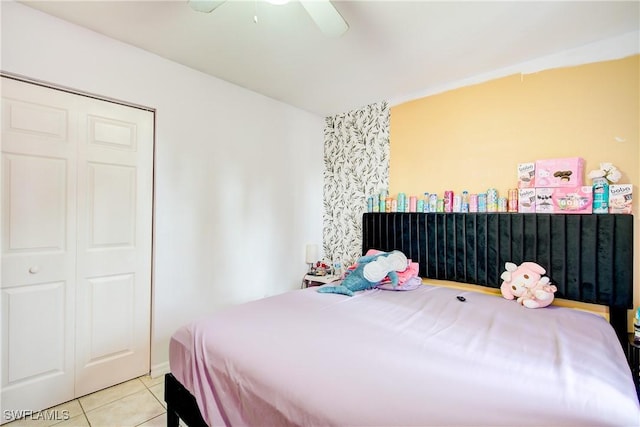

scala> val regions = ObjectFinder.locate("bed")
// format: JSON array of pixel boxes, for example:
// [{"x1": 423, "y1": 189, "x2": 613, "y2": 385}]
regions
[{"x1": 165, "y1": 213, "x2": 638, "y2": 426}]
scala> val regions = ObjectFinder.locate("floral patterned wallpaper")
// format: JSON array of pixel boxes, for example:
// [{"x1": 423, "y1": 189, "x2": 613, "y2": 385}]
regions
[{"x1": 323, "y1": 101, "x2": 390, "y2": 269}]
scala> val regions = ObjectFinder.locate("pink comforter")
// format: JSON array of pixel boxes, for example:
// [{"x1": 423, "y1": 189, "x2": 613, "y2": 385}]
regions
[{"x1": 170, "y1": 284, "x2": 639, "y2": 426}]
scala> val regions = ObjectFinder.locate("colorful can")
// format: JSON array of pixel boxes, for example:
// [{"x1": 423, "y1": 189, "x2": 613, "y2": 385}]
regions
[
  {"x1": 391, "y1": 199, "x2": 398, "y2": 212},
  {"x1": 409, "y1": 196, "x2": 417, "y2": 212},
  {"x1": 486, "y1": 188, "x2": 498, "y2": 212},
  {"x1": 498, "y1": 197, "x2": 508, "y2": 212},
  {"x1": 478, "y1": 193, "x2": 487, "y2": 212},
  {"x1": 367, "y1": 196, "x2": 374, "y2": 212},
  {"x1": 444, "y1": 191, "x2": 454, "y2": 213},
  {"x1": 436, "y1": 199, "x2": 445, "y2": 212},
  {"x1": 461, "y1": 191, "x2": 469, "y2": 213},
  {"x1": 417, "y1": 199, "x2": 424, "y2": 213},
  {"x1": 469, "y1": 194, "x2": 478, "y2": 212},
  {"x1": 385, "y1": 197, "x2": 393, "y2": 213},
  {"x1": 423, "y1": 193, "x2": 430, "y2": 213},
  {"x1": 397, "y1": 193, "x2": 406, "y2": 213},
  {"x1": 429, "y1": 193, "x2": 438, "y2": 212},
  {"x1": 453, "y1": 195, "x2": 461, "y2": 212},
  {"x1": 592, "y1": 178, "x2": 609, "y2": 214},
  {"x1": 508, "y1": 188, "x2": 518, "y2": 213}
]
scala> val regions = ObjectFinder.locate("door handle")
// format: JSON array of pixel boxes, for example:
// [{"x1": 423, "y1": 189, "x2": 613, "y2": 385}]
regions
[{"x1": 28, "y1": 266, "x2": 40, "y2": 274}]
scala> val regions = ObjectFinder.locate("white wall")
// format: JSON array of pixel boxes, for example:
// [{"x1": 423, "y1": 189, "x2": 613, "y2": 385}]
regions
[{"x1": 1, "y1": 1, "x2": 325, "y2": 373}]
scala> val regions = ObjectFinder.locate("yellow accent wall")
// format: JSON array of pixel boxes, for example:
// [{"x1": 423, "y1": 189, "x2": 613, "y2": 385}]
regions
[{"x1": 390, "y1": 55, "x2": 639, "y2": 323}]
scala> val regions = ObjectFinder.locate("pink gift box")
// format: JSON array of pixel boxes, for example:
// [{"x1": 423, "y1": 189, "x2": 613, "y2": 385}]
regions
[
  {"x1": 535, "y1": 188, "x2": 555, "y2": 213},
  {"x1": 535, "y1": 157, "x2": 584, "y2": 188},
  {"x1": 536, "y1": 187, "x2": 593, "y2": 213},
  {"x1": 552, "y1": 186, "x2": 593, "y2": 214}
]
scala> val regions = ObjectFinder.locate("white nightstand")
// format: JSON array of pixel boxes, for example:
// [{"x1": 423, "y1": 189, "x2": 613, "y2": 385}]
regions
[{"x1": 301, "y1": 274, "x2": 341, "y2": 288}]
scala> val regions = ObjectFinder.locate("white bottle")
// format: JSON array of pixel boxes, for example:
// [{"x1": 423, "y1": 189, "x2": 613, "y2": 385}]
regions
[{"x1": 333, "y1": 262, "x2": 343, "y2": 278}]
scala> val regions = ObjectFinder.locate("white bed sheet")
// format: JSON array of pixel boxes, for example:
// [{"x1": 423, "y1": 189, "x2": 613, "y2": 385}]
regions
[{"x1": 170, "y1": 284, "x2": 639, "y2": 426}]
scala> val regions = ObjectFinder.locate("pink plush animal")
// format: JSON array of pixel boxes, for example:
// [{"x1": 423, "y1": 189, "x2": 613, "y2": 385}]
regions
[{"x1": 500, "y1": 262, "x2": 557, "y2": 309}]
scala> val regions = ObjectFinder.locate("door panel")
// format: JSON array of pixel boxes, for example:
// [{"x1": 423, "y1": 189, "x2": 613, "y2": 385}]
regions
[
  {"x1": 5, "y1": 282, "x2": 66, "y2": 382},
  {"x1": 86, "y1": 274, "x2": 135, "y2": 362},
  {"x1": 1, "y1": 282, "x2": 73, "y2": 424},
  {"x1": 2, "y1": 99, "x2": 68, "y2": 143},
  {"x1": 88, "y1": 115, "x2": 137, "y2": 151},
  {"x1": 1, "y1": 80, "x2": 77, "y2": 422},
  {"x1": 75, "y1": 90, "x2": 153, "y2": 398},
  {"x1": 3, "y1": 154, "x2": 67, "y2": 254},
  {"x1": 87, "y1": 163, "x2": 136, "y2": 248}
]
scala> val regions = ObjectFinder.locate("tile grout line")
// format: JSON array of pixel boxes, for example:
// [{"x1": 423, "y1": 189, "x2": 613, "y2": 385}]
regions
[
  {"x1": 77, "y1": 397, "x2": 92, "y2": 427},
  {"x1": 80, "y1": 377, "x2": 149, "y2": 427},
  {"x1": 142, "y1": 375, "x2": 168, "y2": 426},
  {"x1": 125, "y1": 376, "x2": 168, "y2": 427}
]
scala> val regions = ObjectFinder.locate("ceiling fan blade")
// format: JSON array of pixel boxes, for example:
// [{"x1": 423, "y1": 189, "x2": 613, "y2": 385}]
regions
[
  {"x1": 188, "y1": 0, "x2": 226, "y2": 13},
  {"x1": 300, "y1": 0, "x2": 349, "y2": 37}
]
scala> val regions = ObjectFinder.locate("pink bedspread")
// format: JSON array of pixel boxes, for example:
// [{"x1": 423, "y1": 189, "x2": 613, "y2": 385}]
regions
[{"x1": 170, "y1": 284, "x2": 639, "y2": 426}]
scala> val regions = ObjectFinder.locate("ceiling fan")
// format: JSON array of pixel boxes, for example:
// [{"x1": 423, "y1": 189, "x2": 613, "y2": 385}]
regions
[{"x1": 188, "y1": 0, "x2": 349, "y2": 37}]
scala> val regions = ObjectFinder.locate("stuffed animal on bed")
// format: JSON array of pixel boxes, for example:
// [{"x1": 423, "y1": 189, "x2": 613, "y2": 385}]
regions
[
  {"x1": 317, "y1": 250, "x2": 408, "y2": 296},
  {"x1": 500, "y1": 261, "x2": 557, "y2": 308}
]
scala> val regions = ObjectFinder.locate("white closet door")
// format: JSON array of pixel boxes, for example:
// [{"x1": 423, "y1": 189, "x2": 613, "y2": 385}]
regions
[
  {"x1": 74, "y1": 95, "x2": 153, "y2": 397},
  {"x1": 1, "y1": 79, "x2": 78, "y2": 419},
  {"x1": 1, "y1": 77, "x2": 153, "y2": 420}
]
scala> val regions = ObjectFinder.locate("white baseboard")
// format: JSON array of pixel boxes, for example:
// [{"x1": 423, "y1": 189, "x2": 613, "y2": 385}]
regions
[{"x1": 150, "y1": 361, "x2": 170, "y2": 379}]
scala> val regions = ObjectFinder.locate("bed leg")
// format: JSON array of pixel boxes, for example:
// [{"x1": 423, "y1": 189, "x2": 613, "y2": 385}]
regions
[
  {"x1": 166, "y1": 407, "x2": 180, "y2": 427},
  {"x1": 610, "y1": 306, "x2": 627, "y2": 350},
  {"x1": 164, "y1": 373, "x2": 209, "y2": 427}
]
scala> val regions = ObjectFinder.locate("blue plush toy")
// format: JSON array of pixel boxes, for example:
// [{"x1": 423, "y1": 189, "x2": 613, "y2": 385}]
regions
[{"x1": 317, "y1": 250, "x2": 408, "y2": 296}]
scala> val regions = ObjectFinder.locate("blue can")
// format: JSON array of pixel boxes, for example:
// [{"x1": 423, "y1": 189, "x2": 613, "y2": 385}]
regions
[
  {"x1": 397, "y1": 193, "x2": 406, "y2": 213},
  {"x1": 592, "y1": 178, "x2": 609, "y2": 214},
  {"x1": 478, "y1": 193, "x2": 487, "y2": 212}
]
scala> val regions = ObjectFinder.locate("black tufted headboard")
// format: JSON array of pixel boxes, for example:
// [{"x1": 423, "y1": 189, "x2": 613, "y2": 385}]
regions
[{"x1": 362, "y1": 212, "x2": 634, "y2": 345}]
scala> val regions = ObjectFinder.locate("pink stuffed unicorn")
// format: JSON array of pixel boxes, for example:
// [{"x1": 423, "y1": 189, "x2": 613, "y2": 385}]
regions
[{"x1": 500, "y1": 262, "x2": 557, "y2": 309}]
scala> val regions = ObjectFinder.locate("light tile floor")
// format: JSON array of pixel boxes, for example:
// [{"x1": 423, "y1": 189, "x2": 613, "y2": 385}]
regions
[{"x1": 4, "y1": 375, "x2": 172, "y2": 427}]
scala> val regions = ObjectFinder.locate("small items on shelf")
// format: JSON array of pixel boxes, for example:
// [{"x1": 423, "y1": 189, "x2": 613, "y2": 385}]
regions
[
  {"x1": 308, "y1": 261, "x2": 331, "y2": 276},
  {"x1": 367, "y1": 158, "x2": 631, "y2": 215}
]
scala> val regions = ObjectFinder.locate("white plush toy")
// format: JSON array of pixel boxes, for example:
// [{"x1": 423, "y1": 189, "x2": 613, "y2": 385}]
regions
[{"x1": 500, "y1": 262, "x2": 557, "y2": 309}]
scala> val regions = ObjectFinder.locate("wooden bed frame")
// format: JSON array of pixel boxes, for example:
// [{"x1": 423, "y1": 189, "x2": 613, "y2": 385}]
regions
[{"x1": 165, "y1": 212, "x2": 634, "y2": 426}]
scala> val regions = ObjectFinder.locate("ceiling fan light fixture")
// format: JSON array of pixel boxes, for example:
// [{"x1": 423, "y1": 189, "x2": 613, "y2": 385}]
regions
[
  {"x1": 300, "y1": 0, "x2": 349, "y2": 37},
  {"x1": 188, "y1": 0, "x2": 226, "y2": 13},
  {"x1": 187, "y1": 0, "x2": 348, "y2": 38}
]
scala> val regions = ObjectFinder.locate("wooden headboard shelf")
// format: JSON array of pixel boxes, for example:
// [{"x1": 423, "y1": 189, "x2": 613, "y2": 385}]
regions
[{"x1": 362, "y1": 213, "x2": 634, "y2": 345}]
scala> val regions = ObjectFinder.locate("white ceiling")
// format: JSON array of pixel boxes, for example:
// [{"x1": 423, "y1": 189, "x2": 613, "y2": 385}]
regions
[{"x1": 20, "y1": 0, "x2": 640, "y2": 117}]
